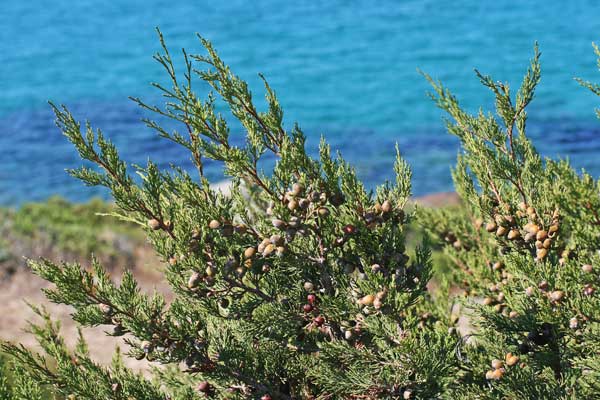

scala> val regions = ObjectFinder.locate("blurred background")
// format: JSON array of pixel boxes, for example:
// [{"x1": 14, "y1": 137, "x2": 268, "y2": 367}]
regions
[{"x1": 1, "y1": 0, "x2": 600, "y2": 204}]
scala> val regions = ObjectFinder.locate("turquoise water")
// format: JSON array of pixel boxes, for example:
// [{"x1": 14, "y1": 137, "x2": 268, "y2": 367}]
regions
[{"x1": 2, "y1": 1, "x2": 600, "y2": 205}]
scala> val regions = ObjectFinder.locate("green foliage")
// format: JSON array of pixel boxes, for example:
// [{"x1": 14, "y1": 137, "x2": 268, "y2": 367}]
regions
[
  {"x1": 2, "y1": 30, "x2": 455, "y2": 399},
  {"x1": 420, "y1": 43, "x2": 600, "y2": 399},
  {"x1": 3, "y1": 31, "x2": 600, "y2": 399}
]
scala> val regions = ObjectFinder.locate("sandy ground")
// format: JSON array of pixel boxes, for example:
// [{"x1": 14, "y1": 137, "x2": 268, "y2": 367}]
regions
[
  {"x1": 0, "y1": 243, "x2": 169, "y2": 371},
  {"x1": 0, "y1": 190, "x2": 462, "y2": 372},
  {"x1": 412, "y1": 191, "x2": 460, "y2": 208}
]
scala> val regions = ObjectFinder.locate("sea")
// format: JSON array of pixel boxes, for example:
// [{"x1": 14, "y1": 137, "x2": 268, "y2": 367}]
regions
[{"x1": 2, "y1": 0, "x2": 600, "y2": 205}]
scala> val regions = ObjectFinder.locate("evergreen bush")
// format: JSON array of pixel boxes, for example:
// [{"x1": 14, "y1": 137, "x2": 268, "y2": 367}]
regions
[{"x1": 1, "y1": 32, "x2": 599, "y2": 399}]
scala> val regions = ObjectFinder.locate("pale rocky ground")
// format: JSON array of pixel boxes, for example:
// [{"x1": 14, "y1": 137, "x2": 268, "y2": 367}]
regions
[{"x1": 0, "y1": 189, "x2": 461, "y2": 372}]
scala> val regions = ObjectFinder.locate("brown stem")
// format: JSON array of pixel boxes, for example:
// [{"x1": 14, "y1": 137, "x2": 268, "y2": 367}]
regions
[
  {"x1": 223, "y1": 277, "x2": 274, "y2": 302},
  {"x1": 486, "y1": 170, "x2": 504, "y2": 206}
]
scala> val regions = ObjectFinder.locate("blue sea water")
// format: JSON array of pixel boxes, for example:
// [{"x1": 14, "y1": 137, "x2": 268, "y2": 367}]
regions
[{"x1": 1, "y1": 0, "x2": 600, "y2": 205}]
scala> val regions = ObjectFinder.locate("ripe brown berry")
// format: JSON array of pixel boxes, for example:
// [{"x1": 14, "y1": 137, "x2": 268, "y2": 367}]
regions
[
  {"x1": 373, "y1": 298, "x2": 383, "y2": 309},
  {"x1": 208, "y1": 219, "x2": 221, "y2": 229},
  {"x1": 272, "y1": 219, "x2": 286, "y2": 229},
  {"x1": 358, "y1": 294, "x2": 375, "y2": 306},
  {"x1": 496, "y1": 226, "x2": 508, "y2": 237},
  {"x1": 291, "y1": 182, "x2": 304, "y2": 196},
  {"x1": 148, "y1": 218, "x2": 161, "y2": 230},
  {"x1": 536, "y1": 248, "x2": 548, "y2": 260},
  {"x1": 507, "y1": 229, "x2": 520, "y2": 240},
  {"x1": 287, "y1": 199, "x2": 298, "y2": 211},
  {"x1": 298, "y1": 198, "x2": 310, "y2": 209},
  {"x1": 258, "y1": 238, "x2": 270, "y2": 253},
  {"x1": 494, "y1": 214, "x2": 506, "y2": 225},
  {"x1": 263, "y1": 244, "x2": 276, "y2": 257},
  {"x1": 141, "y1": 340, "x2": 152, "y2": 353},
  {"x1": 205, "y1": 265, "x2": 216, "y2": 277},
  {"x1": 244, "y1": 247, "x2": 256, "y2": 259},
  {"x1": 583, "y1": 284, "x2": 595, "y2": 296},
  {"x1": 483, "y1": 297, "x2": 494, "y2": 306},
  {"x1": 485, "y1": 221, "x2": 497, "y2": 232},
  {"x1": 505, "y1": 353, "x2": 519, "y2": 366},
  {"x1": 187, "y1": 271, "x2": 202, "y2": 289},
  {"x1": 99, "y1": 303, "x2": 112, "y2": 315},
  {"x1": 381, "y1": 200, "x2": 392, "y2": 213},
  {"x1": 524, "y1": 232, "x2": 536, "y2": 242},
  {"x1": 270, "y1": 234, "x2": 284, "y2": 246},
  {"x1": 536, "y1": 230, "x2": 548, "y2": 241},
  {"x1": 491, "y1": 368, "x2": 504, "y2": 380},
  {"x1": 196, "y1": 381, "x2": 210, "y2": 393},
  {"x1": 549, "y1": 290, "x2": 565, "y2": 302},
  {"x1": 343, "y1": 224, "x2": 356, "y2": 235},
  {"x1": 317, "y1": 206, "x2": 330, "y2": 217},
  {"x1": 524, "y1": 223, "x2": 539, "y2": 234},
  {"x1": 569, "y1": 317, "x2": 579, "y2": 329}
]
